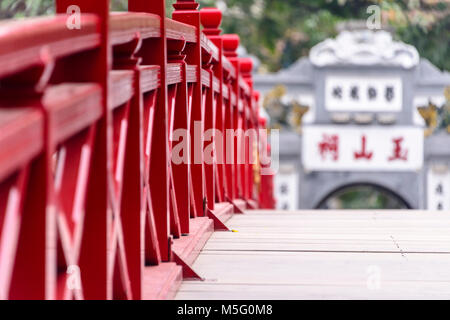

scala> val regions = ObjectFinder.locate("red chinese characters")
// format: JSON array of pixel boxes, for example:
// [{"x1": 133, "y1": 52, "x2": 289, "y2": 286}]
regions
[
  {"x1": 354, "y1": 135, "x2": 373, "y2": 160},
  {"x1": 318, "y1": 134, "x2": 339, "y2": 161},
  {"x1": 317, "y1": 134, "x2": 409, "y2": 163},
  {"x1": 388, "y1": 137, "x2": 408, "y2": 161}
]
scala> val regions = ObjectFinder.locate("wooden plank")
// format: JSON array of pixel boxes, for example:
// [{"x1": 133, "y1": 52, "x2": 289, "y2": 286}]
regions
[
  {"x1": 0, "y1": 108, "x2": 43, "y2": 181},
  {"x1": 140, "y1": 65, "x2": 160, "y2": 93},
  {"x1": 165, "y1": 18, "x2": 196, "y2": 43},
  {"x1": 175, "y1": 210, "x2": 450, "y2": 300},
  {"x1": 110, "y1": 70, "x2": 134, "y2": 109},
  {"x1": 200, "y1": 34, "x2": 219, "y2": 62},
  {"x1": 0, "y1": 15, "x2": 100, "y2": 79},
  {"x1": 110, "y1": 12, "x2": 160, "y2": 45},
  {"x1": 45, "y1": 83, "x2": 103, "y2": 145},
  {"x1": 172, "y1": 217, "x2": 214, "y2": 267},
  {"x1": 167, "y1": 63, "x2": 182, "y2": 85},
  {"x1": 186, "y1": 65, "x2": 198, "y2": 83},
  {"x1": 201, "y1": 68, "x2": 210, "y2": 88},
  {"x1": 142, "y1": 263, "x2": 182, "y2": 300}
]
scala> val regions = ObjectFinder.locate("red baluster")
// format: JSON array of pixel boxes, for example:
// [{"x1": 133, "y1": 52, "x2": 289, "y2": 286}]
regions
[{"x1": 173, "y1": 0, "x2": 205, "y2": 218}]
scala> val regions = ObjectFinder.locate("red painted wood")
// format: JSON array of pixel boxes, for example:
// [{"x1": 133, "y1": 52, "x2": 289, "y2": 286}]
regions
[
  {"x1": 112, "y1": 36, "x2": 144, "y2": 299},
  {"x1": 0, "y1": 0, "x2": 272, "y2": 300},
  {"x1": 0, "y1": 61, "x2": 55, "y2": 300},
  {"x1": 55, "y1": 0, "x2": 111, "y2": 300},
  {"x1": 169, "y1": 39, "x2": 191, "y2": 235},
  {"x1": 204, "y1": 67, "x2": 216, "y2": 211},
  {"x1": 201, "y1": 7, "x2": 225, "y2": 205},
  {"x1": 0, "y1": 15, "x2": 100, "y2": 80},
  {"x1": 172, "y1": 0, "x2": 205, "y2": 219},
  {"x1": 129, "y1": 0, "x2": 171, "y2": 262},
  {"x1": 240, "y1": 58, "x2": 254, "y2": 203},
  {"x1": 223, "y1": 34, "x2": 242, "y2": 203}
]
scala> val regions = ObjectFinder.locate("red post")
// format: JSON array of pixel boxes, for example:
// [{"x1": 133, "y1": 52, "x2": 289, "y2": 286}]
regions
[
  {"x1": 201, "y1": 8, "x2": 226, "y2": 204},
  {"x1": 112, "y1": 34, "x2": 146, "y2": 299},
  {"x1": 129, "y1": 0, "x2": 171, "y2": 261},
  {"x1": 169, "y1": 39, "x2": 191, "y2": 235},
  {"x1": 223, "y1": 34, "x2": 241, "y2": 201},
  {"x1": 0, "y1": 79, "x2": 53, "y2": 299},
  {"x1": 240, "y1": 58, "x2": 254, "y2": 204},
  {"x1": 251, "y1": 91, "x2": 261, "y2": 204},
  {"x1": 55, "y1": 0, "x2": 111, "y2": 300},
  {"x1": 203, "y1": 60, "x2": 216, "y2": 212},
  {"x1": 172, "y1": 0, "x2": 205, "y2": 217}
]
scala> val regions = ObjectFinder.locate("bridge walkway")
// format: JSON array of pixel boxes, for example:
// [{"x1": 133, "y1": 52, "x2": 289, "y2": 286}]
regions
[{"x1": 175, "y1": 210, "x2": 450, "y2": 299}]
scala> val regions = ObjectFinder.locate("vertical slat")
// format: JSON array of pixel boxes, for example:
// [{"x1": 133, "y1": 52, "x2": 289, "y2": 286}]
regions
[
  {"x1": 170, "y1": 44, "x2": 191, "y2": 235},
  {"x1": 224, "y1": 84, "x2": 235, "y2": 200},
  {"x1": 113, "y1": 40, "x2": 144, "y2": 299},
  {"x1": 201, "y1": 8, "x2": 226, "y2": 204},
  {"x1": 173, "y1": 0, "x2": 205, "y2": 218},
  {"x1": 0, "y1": 44, "x2": 55, "y2": 302},
  {"x1": 129, "y1": 0, "x2": 171, "y2": 261},
  {"x1": 168, "y1": 83, "x2": 182, "y2": 238},
  {"x1": 8, "y1": 155, "x2": 49, "y2": 299},
  {"x1": 223, "y1": 34, "x2": 242, "y2": 202},
  {"x1": 240, "y1": 58, "x2": 255, "y2": 205},
  {"x1": 55, "y1": 0, "x2": 111, "y2": 300},
  {"x1": 204, "y1": 69, "x2": 216, "y2": 211}
]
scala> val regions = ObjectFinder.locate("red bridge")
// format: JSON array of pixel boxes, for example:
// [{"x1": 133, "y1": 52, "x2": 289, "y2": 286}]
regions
[
  {"x1": 4, "y1": 0, "x2": 448, "y2": 302},
  {"x1": 0, "y1": 0, "x2": 275, "y2": 300}
]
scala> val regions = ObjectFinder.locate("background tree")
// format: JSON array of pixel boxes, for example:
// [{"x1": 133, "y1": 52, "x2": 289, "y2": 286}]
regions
[{"x1": 0, "y1": 0, "x2": 52, "y2": 18}]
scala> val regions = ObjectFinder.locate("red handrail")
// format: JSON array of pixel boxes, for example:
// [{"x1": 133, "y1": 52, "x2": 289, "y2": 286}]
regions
[{"x1": 0, "y1": 0, "x2": 275, "y2": 300}]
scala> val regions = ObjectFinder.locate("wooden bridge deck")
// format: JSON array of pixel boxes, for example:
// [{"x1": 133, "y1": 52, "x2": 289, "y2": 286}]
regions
[{"x1": 175, "y1": 210, "x2": 450, "y2": 300}]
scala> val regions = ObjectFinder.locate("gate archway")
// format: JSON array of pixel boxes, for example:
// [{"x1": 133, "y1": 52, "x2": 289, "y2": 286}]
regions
[{"x1": 316, "y1": 183, "x2": 411, "y2": 210}]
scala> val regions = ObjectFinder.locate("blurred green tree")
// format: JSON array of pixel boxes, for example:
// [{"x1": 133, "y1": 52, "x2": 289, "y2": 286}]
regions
[{"x1": 0, "y1": 0, "x2": 53, "y2": 18}]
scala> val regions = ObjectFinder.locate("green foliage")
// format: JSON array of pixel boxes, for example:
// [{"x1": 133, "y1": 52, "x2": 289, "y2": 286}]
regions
[
  {"x1": 208, "y1": 0, "x2": 376, "y2": 71},
  {"x1": 0, "y1": 0, "x2": 53, "y2": 18},
  {"x1": 395, "y1": 13, "x2": 450, "y2": 71},
  {"x1": 319, "y1": 185, "x2": 409, "y2": 209},
  {"x1": 198, "y1": 0, "x2": 449, "y2": 72}
]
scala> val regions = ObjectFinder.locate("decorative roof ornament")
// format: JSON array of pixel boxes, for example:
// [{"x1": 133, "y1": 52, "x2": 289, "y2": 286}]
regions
[{"x1": 309, "y1": 30, "x2": 420, "y2": 69}]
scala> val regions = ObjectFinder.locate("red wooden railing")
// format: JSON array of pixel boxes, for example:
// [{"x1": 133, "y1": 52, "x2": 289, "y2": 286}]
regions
[{"x1": 0, "y1": 0, "x2": 275, "y2": 300}]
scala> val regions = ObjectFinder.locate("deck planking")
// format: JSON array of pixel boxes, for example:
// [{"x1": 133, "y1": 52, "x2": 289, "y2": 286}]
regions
[{"x1": 175, "y1": 210, "x2": 450, "y2": 300}]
